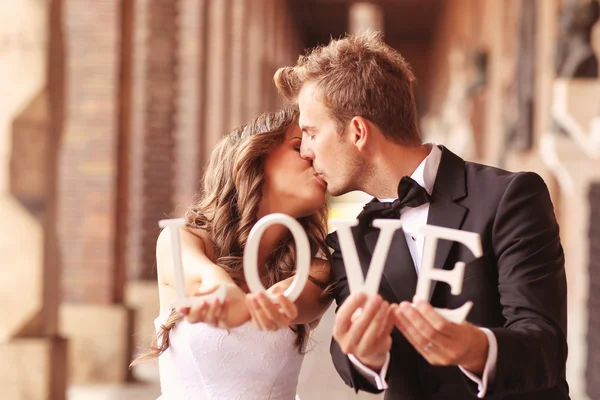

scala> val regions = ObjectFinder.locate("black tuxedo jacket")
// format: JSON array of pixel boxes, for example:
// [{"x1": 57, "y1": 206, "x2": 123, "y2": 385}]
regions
[{"x1": 327, "y1": 147, "x2": 569, "y2": 399}]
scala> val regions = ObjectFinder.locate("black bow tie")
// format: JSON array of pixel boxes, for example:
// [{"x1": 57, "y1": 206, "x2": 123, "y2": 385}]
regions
[{"x1": 361, "y1": 176, "x2": 432, "y2": 220}]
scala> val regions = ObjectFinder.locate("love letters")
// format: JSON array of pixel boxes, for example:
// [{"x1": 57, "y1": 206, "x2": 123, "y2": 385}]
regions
[{"x1": 160, "y1": 213, "x2": 482, "y2": 323}]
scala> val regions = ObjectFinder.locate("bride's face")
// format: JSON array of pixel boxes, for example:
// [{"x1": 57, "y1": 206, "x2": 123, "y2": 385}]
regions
[{"x1": 261, "y1": 125, "x2": 327, "y2": 218}]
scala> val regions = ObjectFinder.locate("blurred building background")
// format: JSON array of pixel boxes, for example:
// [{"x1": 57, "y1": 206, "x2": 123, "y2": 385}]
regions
[{"x1": 1, "y1": 0, "x2": 600, "y2": 399}]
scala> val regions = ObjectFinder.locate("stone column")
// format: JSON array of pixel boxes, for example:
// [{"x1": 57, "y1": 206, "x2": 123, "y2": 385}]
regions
[
  {"x1": 330, "y1": 2, "x2": 385, "y2": 217},
  {"x1": 229, "y1": 0, "x2": 249, "y2": 130},
  {"x1": 262, "y1": 0, "x2": 277, "y2": 112},
  {"x1": 349, "y1": 2, "x2": 384, "y2": 34},
  {"x1": 126, "y1": 0, "x2": 152, "y2": 382},
  {"x1": 274, "y1": 0, "x2": 290, "y2": 110},
  {"x1": 0, "y1": 0, "x2": 68, "y2": 398},
  {"x1": 126, "y1": 0, "x2": 180, "y2": 284},
  {"x1": 201, "y1": 0, "x2": 232, "y2": 165},
  {"x1": 481, "y1": 0, "x2": 505, "y2": 167},
  {"x1": 245, "y1": 0, "x2": 266, "y2": 121},
  {"x1": 58, "y1": 0, "x2": 134, "y2": 384},
  {"x1": 175, "y1": 0, "x2": 202, "y2": 211}
]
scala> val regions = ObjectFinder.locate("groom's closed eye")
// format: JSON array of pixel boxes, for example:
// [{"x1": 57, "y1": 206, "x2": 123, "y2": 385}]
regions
[{"x1": 300, "y1": 125, "x2": 317, "y2": 134}]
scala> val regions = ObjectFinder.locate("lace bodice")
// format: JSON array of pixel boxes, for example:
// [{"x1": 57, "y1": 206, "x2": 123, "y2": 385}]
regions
[{"x1": 155, "y1": 312, "x2": 304, "y2": 399}]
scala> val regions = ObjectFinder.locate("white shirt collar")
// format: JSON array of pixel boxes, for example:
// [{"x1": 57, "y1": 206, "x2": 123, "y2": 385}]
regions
[{"x1": 377, "y1": 143, "x2": 442, "y2": 202}]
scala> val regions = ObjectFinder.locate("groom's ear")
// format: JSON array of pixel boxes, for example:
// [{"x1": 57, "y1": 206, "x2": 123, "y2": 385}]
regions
[{"x1": 349, "y1": 116, "x2": 370, "y2": 151}]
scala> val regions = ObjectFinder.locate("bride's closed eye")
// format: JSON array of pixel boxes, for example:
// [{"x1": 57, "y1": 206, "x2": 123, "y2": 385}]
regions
[{"x1": 289, "y1": 137, "x2": 302, "y2": 152}]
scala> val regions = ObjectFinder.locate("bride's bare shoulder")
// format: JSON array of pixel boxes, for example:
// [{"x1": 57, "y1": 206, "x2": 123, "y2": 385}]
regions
[{"x1": 156, "y1": 225, "x2": 216, "y2": 285}]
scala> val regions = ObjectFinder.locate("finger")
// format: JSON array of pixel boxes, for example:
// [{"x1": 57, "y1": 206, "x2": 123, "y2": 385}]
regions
[
  {"x1": 395, "y1": 304, "x2": 450, "y2": 365},
  {"x1": 350, "y1": 308, "x2": 363, "y2": 323},
  {"x1": 213, "y1": 298, "x2": 227, "y2": 325},
  {"x1": 249, "y1": 295, "x2": 275, "y2": 331},
  {"x1": 413, "y1": 301, "x2": 471, "y2": 364},
  {"x1": 217, "y1": 300, "x2": 230, "y2": 330},
  {"x1": 176, "y1": 307, "x2": 190, "y2": 316},
  {"x1": 204, "y1": 299, "x2": 222, "y2": 326},
  {"x1": 256, "y1": 294, "x2": 279, "y2": 331},
  {"x1": 358, "y1": 301, "x2": 390, "y2": 351},
  {"x1": 246, "y1": 294, "x2": 267, "y2": 331},
  {"x1": 270, "y1": 285, "x2": 285, "y2": 295},
  {"x1": 276, "y1": 293, "x2": 298, "y2": 321},
  {"x1": 333, "y1": 292, "x2": 368, "y2": 338},
  {"x1": 246, "y1": 296, "x2": 263, "y2": 330},
  {"x1": 211, "y1": 299, "x2": 223, "y2": 326},
  {"x1": 394, "y1": 305, "x2": 437, "y2": 361},
  {"x1": 249, "y1": 313, "x2": 258, "y2": 330},
  {"x1": 256, "y1": 292, "x2": 287, "y2": 327},
  {"x1": 186, "y1": 300, "x2": 208, "y2": 323},
  {"x1": 414, "y1": 300, "x2": 456, "y2": 338},
  {"x1": 343, "y1": 295, "x2": 384, "y2": 352},
  {"x1": 249, "y1": 310, "x2": 259, "y2": 330},
  {"x1": 381, "y1": 303, "x2": 398, "y2": 337},
  {"x1": 398, "y1": 301, "x2": 439, "y2": 344}
]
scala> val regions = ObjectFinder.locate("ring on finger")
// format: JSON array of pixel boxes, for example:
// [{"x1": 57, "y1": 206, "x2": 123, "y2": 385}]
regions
[{"x1": 423, "y1": 342, "x2": 433, "y2": 352}]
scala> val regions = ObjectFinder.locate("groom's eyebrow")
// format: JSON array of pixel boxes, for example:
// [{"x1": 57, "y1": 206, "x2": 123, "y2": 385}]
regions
[{"x1": 300, "y1": 125, "x2": 315, "y2": 133}]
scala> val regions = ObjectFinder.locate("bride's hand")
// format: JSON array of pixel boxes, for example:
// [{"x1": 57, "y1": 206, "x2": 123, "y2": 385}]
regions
[
  {"x1": 177, "y1": 284, "x2": 233, "y2": 329},
  {"x1": 246, "y1": 286, "x2": 298, "y2": 331}
]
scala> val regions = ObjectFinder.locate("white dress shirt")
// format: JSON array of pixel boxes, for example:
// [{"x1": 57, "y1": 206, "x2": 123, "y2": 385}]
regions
[{"x1": 347, "y1": 144, "x2": 498, "y2": 398}]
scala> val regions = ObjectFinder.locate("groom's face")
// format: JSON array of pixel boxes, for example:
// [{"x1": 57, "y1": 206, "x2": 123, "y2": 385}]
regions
[{"x1": 297, "y1": 82, "x2": 360, "y2": 196}]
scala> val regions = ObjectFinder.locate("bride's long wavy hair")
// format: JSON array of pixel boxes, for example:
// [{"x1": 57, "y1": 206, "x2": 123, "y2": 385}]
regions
[{"x1": 131, "y1": 108, "x2": 331, "y2": 366}]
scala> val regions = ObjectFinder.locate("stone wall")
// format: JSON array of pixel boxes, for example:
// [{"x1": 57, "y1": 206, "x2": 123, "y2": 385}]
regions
[{"x1": 0, "y1": 0, "x2": 68, "y2": 398}]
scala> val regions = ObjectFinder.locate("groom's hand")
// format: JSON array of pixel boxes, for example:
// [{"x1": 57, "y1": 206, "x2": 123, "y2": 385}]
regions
[
  {"x1": 333, "y1": 292, "x2": 396, "y2": 372},
  {"x1": 394, "y1": 299, "x2": 489, "y2": 375}
]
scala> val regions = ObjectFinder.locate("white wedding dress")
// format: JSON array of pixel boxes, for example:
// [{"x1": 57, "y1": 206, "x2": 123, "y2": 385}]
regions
[{"x1": 155, "y1": 311, "x2": 304, "y2": 399}]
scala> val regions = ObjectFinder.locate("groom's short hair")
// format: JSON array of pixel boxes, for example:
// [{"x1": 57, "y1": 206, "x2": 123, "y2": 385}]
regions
[{"x1": 274, "y1": 30, "x2": 421, "y2": 146}]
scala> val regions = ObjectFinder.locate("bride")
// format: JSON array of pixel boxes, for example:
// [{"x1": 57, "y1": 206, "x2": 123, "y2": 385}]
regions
[{"x1": 132, "y1": 108, "x2": 334, "y2": 399}]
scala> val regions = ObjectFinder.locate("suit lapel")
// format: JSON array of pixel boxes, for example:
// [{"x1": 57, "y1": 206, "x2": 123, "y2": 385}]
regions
[
  {"x1": 365, "y1": 228, "x2": 417, "y2": 303},
  {"x1": 425, "y1": 147, "x2": 468, "y2": 301}
]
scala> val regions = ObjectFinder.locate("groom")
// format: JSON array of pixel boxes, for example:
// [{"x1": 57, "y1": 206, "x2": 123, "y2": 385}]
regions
[{"x1": 274, "y1": 31, "x2": 569, "y2": 399}]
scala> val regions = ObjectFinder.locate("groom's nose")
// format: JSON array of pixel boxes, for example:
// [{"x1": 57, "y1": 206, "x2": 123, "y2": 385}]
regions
[{"x1": 300, "y1": 138, "x2": 314, "y2": 161}]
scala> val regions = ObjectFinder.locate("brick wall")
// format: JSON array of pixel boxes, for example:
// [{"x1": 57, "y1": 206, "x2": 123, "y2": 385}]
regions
[
  {"x1": 127, "y1": 0, "x2": 148, "y2": 282},
  {"x1": 228, "y1": 0, "x2": 249, "y2": 131},
  {"x1": 59, "y1": 0, "x2": 120, "y2": 303},
  {"x1": 138, "y1": 0, "x2": 179, "y2": 280},
  {"x1": 587, "y1": 182, "x2": 600, "y2": 398},
  {"x1": 174, "y1": 0, "x2": 203, "y2": 214}
]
